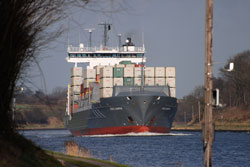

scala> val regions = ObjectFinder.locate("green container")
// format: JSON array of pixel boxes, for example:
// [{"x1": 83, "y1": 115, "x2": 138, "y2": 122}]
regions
[
  {"x1": 113, "y1": 67, "x2": 124, "y2": 78},
  {"x1": 123, "y1": 77, "x2": 134, "y2": 86},
  {"x1": 120, "y1": 61, "x2": 131, "y2": 65}
]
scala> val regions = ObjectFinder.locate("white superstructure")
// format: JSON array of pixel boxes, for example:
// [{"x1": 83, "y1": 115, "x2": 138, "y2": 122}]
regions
[{"x1": 66, "y1": 38, "x2": 146, "y2": 68}]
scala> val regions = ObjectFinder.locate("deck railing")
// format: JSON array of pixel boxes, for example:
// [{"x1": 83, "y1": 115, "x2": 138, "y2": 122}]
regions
[{"x1": 67, "y1": 46, "x2": 145, "y2": 53}]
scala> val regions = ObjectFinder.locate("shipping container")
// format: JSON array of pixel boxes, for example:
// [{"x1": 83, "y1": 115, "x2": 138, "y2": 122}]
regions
[
  {"x1": 120, "y1": 61, "x2": 131, "y2": 65},
  {"x1": 166, "y1": 78, "x2": 176, "y2": 87},
  {"x1": 155, "y1": 78, "x2": 166, "y2": 86},
  {"x1": 145, "y1": 67, "x2": 155, "y2": 78},
  {"x1": 123, "y1": 77, "x2": 134, "y2": 86},
  {"x1": 84, "y1": 78, "x2": 96, "y2": 88},
  {"x1": 113, "y1": 67, "x2": 124, "y2": 78},
  {"x1": 134, "y1": 78, "x2": 142, "y2": 86},
  {"x1": 165, "y1": 67, "x2": 176, "y2": 78},
  {"x1": 155, "y1": 67, "x2": 165, "y2": 78},
  {"x1": 113, "y1": 78, "x2": 123, "y2": 86},
  {"x1": 170, "y1": 87, "x2": 176, "y2": 97},
  {"x1": 124, "y1": 67, "x2": 134, "y2": 77},
  {"x1": 100, "y1": 66, "x2": 113, "y2": 78},
  {"x1": 145, "y1": 77, "x2": 155, "y2": 86},
  {"x1": 115, "y1": 64, "x2": 125, "y2": 68},
  {"x1": 70, "y1": 67, "x2": 82, "y2": 77},
  {"x1": 71, "y1": 95, "x2": 80, "y2": 101},
  {"x1": 134, "y1": 67, "x2": 142, "y2": 78},
  {"x1": 135, "y1": 64, "x2": 145, "y2": 67},
  {"x1": 70, "y1": 103, "x2": 79, "y2": 113},
  {"x1": 71, "y1": 85, "x2": 81, "y2": 94},
  {"x1": 71, "y1": 77, "x2": 83, "y2": 86},
  {"x1": 96, "y1": 74, "x2": 100, "y2": 82},
  {"x1": 100, "y1": 87, "x2": 113, "y2": 98},
  {"x1": 100, "y1": 78, "x2": 113, "y2": 88},
  {"x1": 126, "y1": 64, "x2": 135, "y2": 68},
  {"x1": 83, "y1": 69, "x2": 96, "y2": 79},
  {"x1": 94, "y1": 65, "x2": 105, "y2": 75}
]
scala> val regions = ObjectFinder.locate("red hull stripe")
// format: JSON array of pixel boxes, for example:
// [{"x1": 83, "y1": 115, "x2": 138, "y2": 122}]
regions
[{"x1": 71, "y1": 126, "x2": 169, "y2": 136}]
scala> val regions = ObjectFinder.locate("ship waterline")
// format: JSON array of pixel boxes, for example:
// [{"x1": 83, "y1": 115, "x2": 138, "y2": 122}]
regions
[{"x1": 67, "y1": 94, "x2": 177, "y2": 136}]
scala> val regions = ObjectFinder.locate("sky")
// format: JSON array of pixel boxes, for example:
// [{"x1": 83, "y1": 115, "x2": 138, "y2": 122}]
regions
[{"x1": 27, "y1": 0, "x2": 250, "y2": 98}]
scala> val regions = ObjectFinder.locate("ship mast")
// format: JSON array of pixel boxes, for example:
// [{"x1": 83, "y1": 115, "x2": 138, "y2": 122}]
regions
[
  {"x1": 99, "y1": 22, "x2": 112, "y2": 49},
  {"x1": 85, "y1": 28, "x2": 95, "y2": 48}
]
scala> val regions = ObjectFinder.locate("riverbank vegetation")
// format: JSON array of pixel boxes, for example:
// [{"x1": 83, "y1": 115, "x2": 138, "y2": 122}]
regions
[{"x1": 174, "y1": 51, "x2": 250, "y2": 130}]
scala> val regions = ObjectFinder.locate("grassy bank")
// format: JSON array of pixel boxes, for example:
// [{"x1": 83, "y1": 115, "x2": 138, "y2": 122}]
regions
[
  {"x1": 0, "y1": 133, "x2": 63, "y2": 167},
  {"x1": 0, "y1": 133, "x2": 132, "y2": 167},
  {"x1": 47, "y1": 150, "x2": 132, "y2": 167}
]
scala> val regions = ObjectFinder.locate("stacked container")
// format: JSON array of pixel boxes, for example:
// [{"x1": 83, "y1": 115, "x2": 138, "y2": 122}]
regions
[
  {"x1": 144, "y1": 67, "x2": 154, "y2": 86},
  {"x1": 94, "y1": 65, "x2": 104, "y2": 82},
  {"x1": 134, "y1": 77, "x2": 142, "y2": 86},
  {"x1": 77, "y1": 64, "x2": 176, "y2": 98},
  {"x1": 70, "y1": 67, "x2": 83, "y2": 102},
  {"x1": 100, "y1": 66, "x2": 113, "y2": 98},
  {"x1": 165, "y1": 67, "x2": 176, "y2": 97},
  {"x1": 83, "y1": 69, "x2": 96, "y2": 88},
  {"x1": 124, "y1": 67, "x2": 134, "y2": 86},
  {"x1": 113, "y1": 67, "x2": 124, "y2": 86},
  {"x1": 155, "y1": 67, "x2": 165, "y2": 86}
]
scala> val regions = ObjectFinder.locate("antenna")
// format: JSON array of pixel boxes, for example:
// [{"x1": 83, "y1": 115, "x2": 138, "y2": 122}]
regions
[
  {"x1": 142, "y1": 31, "x2": 145, "y2": 51},
  {"x1": 67, "y1": 17, "x2": 70, "y2": 46},
  {"x1": 99, "y1": 22, "x2": 112, "y2": 49},
  {"x1": 85, "y1": 28, "x2": 95, "y2": 48},
  {"x1": 117, "y1": 34, "x2": 122, "y2": 51}
]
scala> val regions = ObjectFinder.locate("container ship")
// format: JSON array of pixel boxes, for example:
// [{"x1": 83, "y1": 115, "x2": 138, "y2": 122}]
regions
[{"x1": 65, "y1": 25, "x2": 177, "y2": 136}]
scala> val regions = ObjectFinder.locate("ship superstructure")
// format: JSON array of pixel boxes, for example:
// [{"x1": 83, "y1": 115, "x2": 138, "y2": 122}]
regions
[{"x1": 65, "y1": 26, "x2": 177, "y2": 136}]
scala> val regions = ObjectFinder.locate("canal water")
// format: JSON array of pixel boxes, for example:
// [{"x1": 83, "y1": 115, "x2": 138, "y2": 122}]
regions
[{"x1": 20, "y1": 130, "x2": 250, "y2": 167}]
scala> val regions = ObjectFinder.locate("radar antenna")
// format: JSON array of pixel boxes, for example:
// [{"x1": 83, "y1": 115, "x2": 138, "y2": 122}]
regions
[
  {"x1": 85, "y1": 28, "x2": 95, "y2": 48},
  {"x1": 99, "y1": 22, "x2": 112, "y2": 49}
]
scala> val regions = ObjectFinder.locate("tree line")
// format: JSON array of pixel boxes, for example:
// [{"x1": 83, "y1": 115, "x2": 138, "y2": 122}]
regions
[{"x1": 175, "y1": 51, "x2": 250, "y2": 123}]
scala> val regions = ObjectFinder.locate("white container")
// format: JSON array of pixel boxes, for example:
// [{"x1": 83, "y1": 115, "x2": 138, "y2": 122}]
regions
[
  {"x1": 166, "y1": 78, "x2": 176, "y2": 87},
  {"x1": 71, "y1": 85, "x2": 81, "y2": 94},
  {"x1": 155, "y1": 78, "x2": 166, "y2": 86},
  {"x1": 115, "y1": 64, "x2": 125, "y2": 68},
  {"x1": 165, "y1": 67, "x2": 176, "y2": 78},
  {"x1": 94, "y1": 65, "x2": 105, "y2": 75},
  {"x1": 134, "y1": 67, "x2": 142, "y2": 78},
  {"x1": 145, "y1": 78, "x2": 155, "y2": 86},
  {"x1": 155, "y1": 67, "x2": 165, "y2": 78},
  {"x1": 84, "y1": 78, "x2": 96, "y2": 88},
  {"x1": 126, "y1": 64, "x2": 135, "y2": 68},
  {"x1": 71, "y1": 77, "x2": 82, "y2": 86},
  {"x1": 71, "y1": 94, "x2": 80, "y2": 100},
  {"x1": 100, "y1": 87, "x2": 113, "y2": 98},
  {"x1": 145, "y1": 67, "x2": 155, "y2": 78},
  {"x1": 100, "y1": 78, "x2": 113, "y2": 88},
  {"x1": 170, "y1": 87, "x2": 176, "y2": 97},
  {"x1": 134, "y1": 78, "x2": 142, "y2": 86},
  {"x1": 83, "y1": 69, "x2": 96, "y2": 79},
  {"x1": 124, "y1": 67, "x2": 134, "y2": 77},
  {"x1": 113, "y1": 78, "x2": 123, "y2": 86},
  {"x1": 100, "y1": 66, "x2": 113, "y2": 78},
  {"x1": 71, "y1": 67, "x2": 82, "y2": 77}
]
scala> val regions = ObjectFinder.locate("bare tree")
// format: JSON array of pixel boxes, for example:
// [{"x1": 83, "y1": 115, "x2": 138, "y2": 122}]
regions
[
  {"x1": 0, "y1": 0, "x2": 91, "y2": 138},
  {"x1": 220, "y1": 51, "x2": 250, "y2": 107}
]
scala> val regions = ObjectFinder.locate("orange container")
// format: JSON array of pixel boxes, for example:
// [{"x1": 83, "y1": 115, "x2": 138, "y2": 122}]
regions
[
  {"x1": 70, "y1": 104, "x2": 78, "y2": 113},
  {"x1": 96, "y1": 74, "x2": 100, "y2": 82}
]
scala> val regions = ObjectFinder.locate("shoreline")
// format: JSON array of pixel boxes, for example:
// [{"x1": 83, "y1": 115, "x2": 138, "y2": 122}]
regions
[{"x1": 18, "y1": 127, "x2": 250, "y2": 132}]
